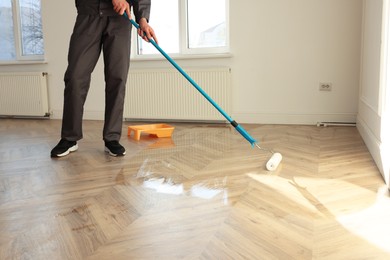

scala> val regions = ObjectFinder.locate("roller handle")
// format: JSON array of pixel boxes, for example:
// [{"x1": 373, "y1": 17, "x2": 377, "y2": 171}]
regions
[{"x1": 124, "y1": 13, "x2": 258, "y2": 147}]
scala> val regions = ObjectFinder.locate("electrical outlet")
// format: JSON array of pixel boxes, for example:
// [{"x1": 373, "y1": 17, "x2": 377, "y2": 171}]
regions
[{"x1": 319, "y1": 82, "x2": 332, "y2": 91}]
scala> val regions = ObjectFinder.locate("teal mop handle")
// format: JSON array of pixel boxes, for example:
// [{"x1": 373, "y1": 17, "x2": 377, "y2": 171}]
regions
[{"x1": 127, "y1": 16, "x2": 257, "y2": 146}]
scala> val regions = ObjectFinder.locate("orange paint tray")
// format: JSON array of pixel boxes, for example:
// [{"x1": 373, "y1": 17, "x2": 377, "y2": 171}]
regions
[{"x1": 127, "y1": 124, "x2": 175, "y2": 140}]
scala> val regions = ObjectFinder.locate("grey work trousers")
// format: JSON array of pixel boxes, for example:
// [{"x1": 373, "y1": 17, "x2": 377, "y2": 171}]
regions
[{"x1": 61, "y1": 14, "x2": 132, "y2": 142}]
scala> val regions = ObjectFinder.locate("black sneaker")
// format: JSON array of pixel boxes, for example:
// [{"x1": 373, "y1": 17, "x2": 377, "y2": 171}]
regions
[
  {"x1": 104, "y1": 140, "x2": 126, "y2": 156},
  {"x1": 51, "y1": 139, "x2": 78, "y2": 158}
]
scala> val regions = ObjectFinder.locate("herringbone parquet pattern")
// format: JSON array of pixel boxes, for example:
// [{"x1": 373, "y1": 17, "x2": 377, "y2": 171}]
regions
[{"x1": 0, "y1": 119, "x2": 389, "y2": 259}]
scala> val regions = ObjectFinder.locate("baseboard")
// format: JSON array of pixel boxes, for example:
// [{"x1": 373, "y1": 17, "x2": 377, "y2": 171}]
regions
[
  {"x1": 52, "y1": 110, "x2": 357, "y2": 125},
  {"x1": 233, "y1": 112, "x2": 357, "y2": 125},
  {"x1": 356, "y1": 116, "x2": 389, "y2": 186}
]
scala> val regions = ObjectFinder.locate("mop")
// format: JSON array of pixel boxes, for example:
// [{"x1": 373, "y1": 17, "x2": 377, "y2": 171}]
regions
[{"x1": 125, "y1": 15, "x2": 282, "y2": 171}]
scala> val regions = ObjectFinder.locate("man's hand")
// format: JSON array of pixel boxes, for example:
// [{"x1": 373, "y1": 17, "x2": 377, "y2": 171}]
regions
[
  {"x1": 112, "y1": 0, "x2": 131, "y2": 18},
  {"x1": 138, "y1": 18, "x2": 159, "y2": 44}
]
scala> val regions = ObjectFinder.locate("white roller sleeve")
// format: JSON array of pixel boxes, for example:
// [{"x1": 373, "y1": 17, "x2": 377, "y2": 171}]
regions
[{"x1": 266, "y1": 153, "x2": 283, "y2": 171}]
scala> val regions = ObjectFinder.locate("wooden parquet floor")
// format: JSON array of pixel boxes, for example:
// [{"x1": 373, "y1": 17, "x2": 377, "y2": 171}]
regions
[{"x1": 1, "y1": 119, "x2": 390, "y2": 259}]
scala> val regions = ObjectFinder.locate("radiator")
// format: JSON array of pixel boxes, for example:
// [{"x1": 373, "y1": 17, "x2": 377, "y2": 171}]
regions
[
  {"x1": 0, "y1": 72, "x2": 49, "y2": 117},
  {"x1": 124, "y1": 67, "x2": 231, "y2": 122}
]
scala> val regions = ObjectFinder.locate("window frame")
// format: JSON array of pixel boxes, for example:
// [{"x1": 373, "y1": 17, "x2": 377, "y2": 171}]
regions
[
  {"x1": 0, "y1": 0, "x2": 45, "y2": 63},
  {"x1": 130, "y1": 0, "x2": 230, "y2": 60}
]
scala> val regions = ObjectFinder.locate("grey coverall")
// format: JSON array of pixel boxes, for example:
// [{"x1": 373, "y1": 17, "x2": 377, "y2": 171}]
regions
[{"x1": 61, "y1": 0, "x2": 151, "y2": 142}]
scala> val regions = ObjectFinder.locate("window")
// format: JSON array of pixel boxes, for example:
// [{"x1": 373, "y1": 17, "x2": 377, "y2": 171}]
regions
[
  {"x1": 0, "y1": 0, "x2": 44, "y2": 62},
  {"x1": 187, "y1": 0, "x2": 227, "y2": 49},
  {"x1": 133, "y1": 0, "x2": 229, "y2": 57}
]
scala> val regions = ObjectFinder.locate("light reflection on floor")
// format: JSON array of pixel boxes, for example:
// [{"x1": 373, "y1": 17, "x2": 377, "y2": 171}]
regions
[{"x1": 247, "y1": 172, "x2": 390, "y2": 254}]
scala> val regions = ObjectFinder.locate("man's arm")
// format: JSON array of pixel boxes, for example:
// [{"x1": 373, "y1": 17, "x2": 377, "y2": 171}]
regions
[
  {"x1": 131, "y1": 0, "x2": 150, "y2": 23},
  {"x1": 132, "y1": 0, "x2": 158, "y2": 44},
  {"x1": 113, "y1": 0, "x2": 158, "y2": 44}
]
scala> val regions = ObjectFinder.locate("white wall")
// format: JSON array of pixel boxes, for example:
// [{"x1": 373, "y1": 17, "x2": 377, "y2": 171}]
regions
[
  {"x1": 231, "y1": 0, "x2": 362, "y2": 124},
  {"x1": 357, "y1": 0, "x2": 390, "y2": 187},
  {"x1": 0, "y1": 0, "x2": 363, "y2": 125}
]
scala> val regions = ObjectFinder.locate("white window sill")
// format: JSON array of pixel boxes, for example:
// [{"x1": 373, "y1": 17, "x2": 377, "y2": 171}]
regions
[
  {"x1": 0, "y1": 60, "x2": 48, "y2": 66},
  {"x1": 131, "y1": 52, "x2": 232, "y2": 62}
]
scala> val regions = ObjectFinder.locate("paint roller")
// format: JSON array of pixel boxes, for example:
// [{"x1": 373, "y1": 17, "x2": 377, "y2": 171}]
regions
[
  {"x1": 265, "y1": 152, "x2": 283, "y2": 171},
  {"x1": 125, "y1": 15, "x2": 282, "y2": 171}
]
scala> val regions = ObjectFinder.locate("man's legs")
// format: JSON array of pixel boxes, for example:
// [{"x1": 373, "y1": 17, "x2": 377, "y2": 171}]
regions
[
  {"x1": 61, "y1": 15, "x2": 105, "y2": 141},
  {"x1": 101, "y1": 16, "x2": 132, "y2": 143},
  {"x1": 51, "y1": 15, "x2": 106, "y2": 158}
]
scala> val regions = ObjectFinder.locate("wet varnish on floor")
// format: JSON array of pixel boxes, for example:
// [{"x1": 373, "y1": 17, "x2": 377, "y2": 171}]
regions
[{"x1": 1, "y1": 119, "x2": 390, "y2": 259}]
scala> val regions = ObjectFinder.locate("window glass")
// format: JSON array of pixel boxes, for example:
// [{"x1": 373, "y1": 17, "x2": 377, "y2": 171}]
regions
[
  {"x1": 19, "y1": 0, "x2": 44, "y2": 56},
  {"x1": 137, "y1": 0, "x2": 179, "y2": 55},
  {"x1": 135, "y1": 0, "x2": 229, "y2": 57},
  {"x1": 187, "y1": 0, "x2": 226, "y2": 49},
  {"x1": 0, "y1": 0, "x2": 16, "y2": 60}
]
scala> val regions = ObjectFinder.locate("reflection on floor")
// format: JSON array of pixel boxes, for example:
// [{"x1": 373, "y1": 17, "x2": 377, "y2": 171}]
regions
[{"x1": 0, "y1": 119, "x2": 389, "y2": 259}]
